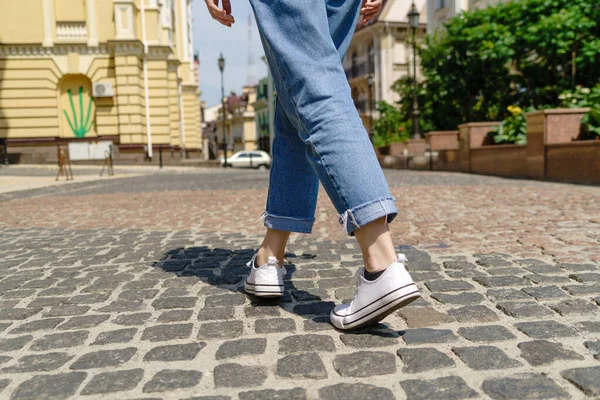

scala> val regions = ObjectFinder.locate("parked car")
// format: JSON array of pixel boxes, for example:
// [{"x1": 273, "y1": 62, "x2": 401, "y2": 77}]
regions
[{"x1": 220, "y1": 150, "x2": 271, "y2": 169}]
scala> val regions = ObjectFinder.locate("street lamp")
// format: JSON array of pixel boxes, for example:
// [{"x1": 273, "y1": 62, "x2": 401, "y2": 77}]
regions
[
  {"x1": 407, "y1": 1, "x2": 421, "y2": 140},
  {"x1": 218, "y1": 53, "x2": 228, "y2": 167},
  {"x1": 367, "y1": 74, "x2": 374, "y2": 143}
]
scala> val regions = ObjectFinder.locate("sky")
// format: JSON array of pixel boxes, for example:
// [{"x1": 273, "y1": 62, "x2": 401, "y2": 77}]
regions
[{"x1": 193, "y1": 1, "x2": 268, "y2": 107}]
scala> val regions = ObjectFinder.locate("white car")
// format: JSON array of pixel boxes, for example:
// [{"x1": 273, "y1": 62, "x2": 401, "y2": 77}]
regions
[{"x1": 221, "y1": 150, "x2": 271, "y2": 170}]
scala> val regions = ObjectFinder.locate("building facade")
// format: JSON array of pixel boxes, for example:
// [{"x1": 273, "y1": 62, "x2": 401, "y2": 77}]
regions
[
  {"x1": 427, "y1": 0, "x2": 509, "y2": 32},
  {"x1": 0, "y1": 0, "x2": 202, "y2": 164},
  {"x1": 252, "y1": 76, "x2": 275, "y2": 154},
  {"x1": 344, "y1": 0, "x2": 427, "y2": 133}
]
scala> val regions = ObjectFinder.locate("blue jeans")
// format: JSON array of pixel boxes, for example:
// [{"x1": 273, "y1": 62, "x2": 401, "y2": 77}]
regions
[{"x1": 250, "y1": 0, "x2": 398, "y2": 235}]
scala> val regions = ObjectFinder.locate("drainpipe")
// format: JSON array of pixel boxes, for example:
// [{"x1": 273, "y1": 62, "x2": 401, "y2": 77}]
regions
[
  {"x1": 140, "y1": 0, "x2": 153, "y2": 159},
  {"x1": 177, "y1": 68, "x2": 186, "y2": 158}
]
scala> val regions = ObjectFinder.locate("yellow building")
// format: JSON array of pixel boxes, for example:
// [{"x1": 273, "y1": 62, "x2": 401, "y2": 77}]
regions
[
  {"x1": 0, "y1": 0, "x2": 202, "y2": 164},
  {"x1": 427, "y1": 0, "x2": 510, "y2": 32}
]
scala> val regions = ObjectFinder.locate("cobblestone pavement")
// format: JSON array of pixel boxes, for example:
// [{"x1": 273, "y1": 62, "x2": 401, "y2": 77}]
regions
[{"x1": 0, "y1": 169, "x2": 599, "y2": 399}]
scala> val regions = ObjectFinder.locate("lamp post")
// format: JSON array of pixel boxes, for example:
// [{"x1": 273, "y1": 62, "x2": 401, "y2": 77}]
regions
[
  {"x1": 218, "y1": 53, "x2": 228, "y2": 167},
  {"x1": 407, "y1": 1, "x2": 421, "y2": 140},
  {"x1": 367, "y1": 74, "x2": 374, "y2": 143}
]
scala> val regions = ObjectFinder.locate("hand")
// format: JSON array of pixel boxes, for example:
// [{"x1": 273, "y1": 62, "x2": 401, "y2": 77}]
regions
[
  {"x1": 204, "y1": 0, "x2": 235, "y2": 27},
  {"x1": 360, "y1": 0, "x2": 382, "y2": 24}
]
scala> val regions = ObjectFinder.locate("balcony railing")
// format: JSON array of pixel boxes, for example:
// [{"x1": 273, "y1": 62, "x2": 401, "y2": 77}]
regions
[{"x1": 56, "y1": 22, "x2": 88, "y2": 42}]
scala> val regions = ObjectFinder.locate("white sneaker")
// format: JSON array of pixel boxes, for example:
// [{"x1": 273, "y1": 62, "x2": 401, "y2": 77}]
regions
[
  {"x1": 330, "y1": 253, "x2": 420, "y2": 330},
  {"x1": 244, "y1": 254, "x2": 285, "y2": 298}
]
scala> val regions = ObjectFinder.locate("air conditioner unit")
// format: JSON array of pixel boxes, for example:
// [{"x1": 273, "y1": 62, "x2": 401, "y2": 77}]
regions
[{"x1": 92, "y1": 82, "x2": 114, "y2": 98}]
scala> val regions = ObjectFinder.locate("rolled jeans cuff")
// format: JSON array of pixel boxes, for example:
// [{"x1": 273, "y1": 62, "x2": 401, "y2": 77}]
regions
[
  {"x1": 341, "y1": 197, "x2": 398, "y2": 235},
  {"x1": 263, "y1": 212, "x2": 314, "y2": 234}
]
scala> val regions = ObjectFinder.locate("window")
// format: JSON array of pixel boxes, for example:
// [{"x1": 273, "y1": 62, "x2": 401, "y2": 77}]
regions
[
  {"x1": 237, "y1": 153, "x2": 249, "y2": 158},
  {"x1": 250, "y1": 152, "x2": 263, "y2": 158},
  {"x1": 436, "y1": 0, "x2": 446, "y2": 10},
  {"x1": 368, "y1": 43, "x2": 375, "y2": 74}
]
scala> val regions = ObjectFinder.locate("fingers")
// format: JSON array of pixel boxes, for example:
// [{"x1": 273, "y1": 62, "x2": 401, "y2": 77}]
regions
[
  {"x1": 205, "y1": 0, "x2": 235, "y2": 27},
  {"x1": 360, "y1": 0, "x2": 382, "y2": 24}
]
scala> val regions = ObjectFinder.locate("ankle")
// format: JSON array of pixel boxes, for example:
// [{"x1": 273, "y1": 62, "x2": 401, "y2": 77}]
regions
[
  {"x1": 364, "y1": 253, "x2": 396, "y2": 273},
  {"x1": 256, "y1": 247, "x2": 284, "y2": 266}
]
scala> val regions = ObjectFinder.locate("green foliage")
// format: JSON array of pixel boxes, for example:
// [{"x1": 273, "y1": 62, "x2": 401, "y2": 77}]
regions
[
  {"x1": 372, "y1": 101, "x2": 410, "y2": 146},
  {"x1": 391, "y1": 76, "x2": 436, "y2": 136},
  {"x1": 412, "y1": 0, "x2": 600, "y2": 131},
  {"x1": 559, "y1": 84, "x2": 600, "y2": 139},
  {"x1": 492, "y1": 106, "x2": 530, "y2": 144},
  {"x1": 64, "y1": 87, "x2": 94, "y2": 138}
]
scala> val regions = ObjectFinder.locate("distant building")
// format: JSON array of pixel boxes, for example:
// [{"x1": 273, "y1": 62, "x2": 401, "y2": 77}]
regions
[
  {"x1": 0, "y1": 0, "x2": 202, "y2": 164},
  {"x1": 427, "y1": 0, "x2": 510, "y2": 32},
  {"x1": 252, "y1": 76, "x2": 275, "y2": 154},
  {"x1": 344, "y1": 0, "x2": 427, "y2": 133}
]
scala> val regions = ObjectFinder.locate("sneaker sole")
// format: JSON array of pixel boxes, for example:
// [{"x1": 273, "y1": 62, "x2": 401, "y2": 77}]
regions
[
  {"x1": 244, "y1": 281, "x2": 284, "y2": 298},
  {"x1": 330, "y1": 283, "x2": 420, "y2": 330}
]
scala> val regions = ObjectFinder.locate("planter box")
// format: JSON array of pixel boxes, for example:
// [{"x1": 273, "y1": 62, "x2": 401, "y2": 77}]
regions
[
  {"x1": 526, "y1": 108, "x2": 590, "y2": 179},
  {"x1": 458, "y1": 122, "x2": 500, "y2": 172},
  {"x1": 546, "y1": 140, "x2": 600, "y2": 184},
  {"x1": 407, "y1": 139, "x2": 427, "y2": 155},
  {"x1": 426, "y1": 130, "x2": 459, "y2": 151},
  {"x1": 389, "y1": 142, "x2": 408, "y2": 157},
  {"x1": 470, "y1": 144, "x2": 528, "y2": 178}
]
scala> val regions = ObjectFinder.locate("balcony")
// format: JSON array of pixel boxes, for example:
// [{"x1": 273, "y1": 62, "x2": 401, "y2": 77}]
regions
[{"x1": 56, "y1": 22, "x2": 88, "y2": 42}]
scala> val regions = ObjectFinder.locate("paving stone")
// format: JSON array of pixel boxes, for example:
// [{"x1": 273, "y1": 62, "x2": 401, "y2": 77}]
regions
[
  {"x1": 518, "y1": 340, "x2": 583, "y2": 366},
  {"x1": 430, "y1": 292, "x2": 485, "y2": 305},
  {"x1": 0, "y1": 335, "x2": 32, "y2": 352},
  {"x1": 143, "y1": 369, "x2": 202, "y2": 393},
  {"x1": 446, "y1": 269, "x2": 487, "y2": 279},
  {"x1": 0, "y1": 378, "x2": 9, "y2": 392},
  {"x1": 563, "y1": 284, "x2": 600, "y2": 296},
  {"x1": 402, "y1": 328, "x2": 458, "y2": 345},
  {"x1": 57, "y1": 314, "x2": 110, "y2": 330},
  {"x1": 496, "y1": 302, "x2": 554, "y2": 318},
  {"x1": 411, "y1": 271, "x2": 444, "y2": 281},
  {"x1": 303, "y1": 316, "x2": 335, "y2": 331},
  {"x1": 333, "y1": 351, "x2": 396, "y2": 377},
  {"x1": 400, "y1": 376, "x2": 478, "y2": 400},
  {"x1": 93, "y1": 328, "x2": 137, "y2": 345},
  {"x1": 2, "y1": 352, "x2": 74, "y2": 372},
  {"x1": 143, "y1": 342, "x2": 206, "y2": 362},
  {"x1": 255, "y1": 318, "x2": 295, "y2": 333},
  {"x1": 9, "y1": 318, "x2": 64, "y2": 333},
  {"x1": 397, "y1": 347, "x2": 455, "y2": 373},
  {"x1": 239, "y1": 388, "x2": 307, "y2": 400},
  {"x1": 458, "y1": 325, "x2": 516, "y2": 342},
  {"x1": 30, "y1": 331, "x2": 88, "y2": 351},
  {"x1": 205, "y1": 293, "x2": 246, "y2": 307},
  {"x1": 448, "y1": 305, "x2": 499, "y2": 322},
  {"x1": 44, "y1": 305, "x2": 90, "y2": 317},
  {"x1": 276, "y1": 352, "x2": 327, "y2": 379},
  {"x1": 559, "y1": 263, "x2": 597, "y2": 272},
  {"x1": 486, "y1": 267, "x2": 525, "y2": 276},
  {"x1": 474, "y1": 276, "x2": 530, "y2": 287},
  {"x1": 213, "y1": 363, "x2": 267, "y2": 388},
  {"x1": 27, "y1": 297, "x2": 69, "y2": 308},
  {"x1": 293, "y1": 301, "x2": 335, "y2": 316},
  {"x1": 569, "y1": 273, "x2": 600, "y2": 283},
  {"x1": 152, "y1": 296, "x2": 197, "y2": 310},
  {"x1": 182, "y1": 396, "x2": 231, "y2": 400},
  {"x1": 244, "y1": 305, "x2": 280, "y2": 317},
  {"x1": 549, "y1": 298, "x2": 598, "y2": 315},
  {"x1": 0, "y1": 323, "x2": 10, "y2": 332},
  {"x1": 216, "y1": 338, "x2": 267, "y2": 360},
  {"x1": 118, "y1": 289, "x2": 160, "y2": 300},
  {"x1": 278, "y1": 334, "x2": 335, "y2": 354},
  {"x1": 113, "y1": 312, "x2": 153, "y2": 326},
  {"x1": 522, "y1": 285, "x2": 567, "y2": 300},
  {"x1": 0, "y1": 308, "x2": 41, "y2": 320},
  {"x1": 0, "y1": 356, "x2": 11, "y2": 366},
  {"x1": 319, "y1": 383, "x2": 394, "y2": 400},
  {"x1": 197, "y1": 320, "x2": 243, "y2": 339},
  {"x1": 142, "y1": 323, "x2": 193, "y2": 342},
  {"x1": 584, "y1": 341, "x2": 600, "y2": 359},
  {"x1": 576, "y1": 321, "x2": 600, "y2": 333},
  {"x1": 443, "y1": 261, "x2": 477, "y2": 270},
  {"x1": 515, "y1": 320, "x2": 578, "y2": 339},
  {"x1": 198, "y1": 307, "x2": 235, "y2": 321},
  {"x1": 340, "y1": 331, "x2": 399, "y2": 348},
  {"x1": 81, "y1": 368, "x2": 144, "y2": 395},
  {"x1": 524, "y1": 265, "x2": 564, "y2": 274},
  {"x1": 524, "y1": 274, "x2": 571, "y2": 284},
  {"x1": 453, "y1": 346, "x2": 521, "y2": 370},
  {"x1": 66, "y1": 293, "x2": 110, "y2": 304},
  {"x1": 424, "y1": 280, "x2": 474, "y2": 292},
  {"x1": 482, "y1": 373, "x2": 569, "y2": 399},
  {"x1": 157, "y1": 309, "x2": 193, "y2": 322},
  {"x1": 291, "y1": 288, "x2": 328, "y2": 302},
  {"x1": 406, "y1": 261, "x2": 440, "y2": 271},
  {"x1": 477, "y1": 258, "x2": 512, "y2": 267},
  {"x1": 562, "y1": 366, "x2": 600, "y2": 396},
  {"x1": 98, "y1": 300, "x2": 145, "y2": 313},
  {"x1": 70, "y1": 347, "x2": 137, "y2": 370},
  {"x1": 487, "y1": 289, "x2": 531, "y2": 302},
  {"x1": 11, "y1": 371, "x2": 87, "y2": 400},
  {"x1": 398, "y1": 307, "x2": 454, "y2": 327}
]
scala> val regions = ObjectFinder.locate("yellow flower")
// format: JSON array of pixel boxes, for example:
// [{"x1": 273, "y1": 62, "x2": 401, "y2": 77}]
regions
[{"x1": 507, "y1": 105, "x2": 522, "y2": 115}]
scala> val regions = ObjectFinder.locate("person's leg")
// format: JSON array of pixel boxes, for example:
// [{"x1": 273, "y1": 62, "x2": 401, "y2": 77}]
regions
[
  {"x1": 251, "y1": 0, "x2": 398, "y2": 268},
  {"x1": 256, "y1": 100, "x2": 319, "y2": 266}
]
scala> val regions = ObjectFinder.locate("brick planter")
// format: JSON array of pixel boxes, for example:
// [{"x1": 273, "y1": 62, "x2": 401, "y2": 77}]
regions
[
  {"x1": 389, "y1": 142, "x2": 408, "y2": 157},
  {"x1": 426, "y1": 130, "x2": 459, "y2": 151},
  {"x1": 458, "y1": 122, "x2": 500, "y2": 172},
  {"x1": 526, "y1": 108, "x2": 590, "y2": 179}
]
